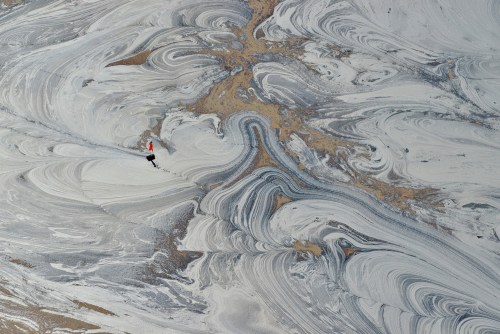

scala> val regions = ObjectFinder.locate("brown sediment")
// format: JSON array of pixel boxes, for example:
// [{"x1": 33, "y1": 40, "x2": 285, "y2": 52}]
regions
[
  {"x1": 73, "y1": 300, "x2": 116, "y2": 316},
  {"x1": 186, "y1": 60, "x2": 268, "y2": 118},
  {"x1": 37, "y1": 309, "x2": 100, "y2": 332},
  {"x1": 0, "y1": 302, "x2": 100, "y2": 332},
  {"x1": 159, "y1": 229, "x2": 203, "y2": 275},
  {"x1": 1, "y1": 0, "x2": 23, "y2": 5},
  {"x1": 8, "y1": 258, "x2": 34, "y2": 268},
  {"x1": 354, "y1": 175, "x2": 436, "y2": 214},
  {"x1": 0, "y1": 279, "x2": 102, "y2": 332},
  {"x1": 246, "y1": 0, "x2": 280, "y2": 34},
  {"x1": 0, "y1": 320, "x2": 34, "y2": 333},
  {"x1": 136, "y1": 129, "x2": 152, "y2": 150},
  {"x1": 253, "y1": 128, "x2": 278, "y2": 169},
  {"x1": 150, "y1": 116, "x2": 163, "y2": 137},
  {"x1": 293, "y1": 240, "x2": 322, "y2": 256},
  {"x1": 296, "y1": 127, "x2": 352, "y2": 158},
  {"x1": 135, "y1": 117, "x2": 167, "y2": 150},
  {"x1": 342, "y1": 247, "x2": 357, "y2": 258},
  {"x1": 275, "y1": 194, "x2": 292, "y2": 209},
  {"x1": 106, "y1": 49, "x2": 157, "y2": 67},
  {"x1": 145, "y1": 204, "x2": 202, "y2": 282}
]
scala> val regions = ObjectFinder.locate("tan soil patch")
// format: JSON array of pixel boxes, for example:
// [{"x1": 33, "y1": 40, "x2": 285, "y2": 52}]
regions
[
  {"x1": 0, "y1": 302, "x2": 100, "y2": 332},
  {"x1": 275, "y1": 194, "x2": 292, "y2": 209},
  {"x1": 37, "y1": 309, "x2": 100, "y2": 331},
  {"x1": 0, "y1": 277, "x2": 103, "y2": 332},
  {"x1": 246, "y1": 0, "x2": 280, "y2": 34},
  {"x1": 9, "y1": 258, "x2": 34, "y2": 268},
  {"x1": 144, "y1": 204, "x2": 203, "y2": 282},
  {"x1": 135, "y1": 117, "x2": 167, "y2": 150},
  {"x1": 342, "y1": 247, "x2": 357, "y2": 258},
  {"x1": 354, "y1": 175, "x2": 436, "y2": 214},
  {"x1": 0, "y1": 320, "x2": 34, "y2": 333},
  {"x1": 73, "y1": 300, "x2": 116, "y2": 316},
  {"x1": 1, "y1": 0, "x2": 23, "y2": 5},
  {"x1": 253, "y1": 129, "x2": 278, "y2": 169},
  {"x1": 106, "y1": 49, "x2": 156, "y2": 67},
  {"x1": 293, "y1": 240, "x2": 322, "y2": 256}
]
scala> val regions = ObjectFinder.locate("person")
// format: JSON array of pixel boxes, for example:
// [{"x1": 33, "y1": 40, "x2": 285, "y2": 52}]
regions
[{"x1": 146, "y1": 140, "x2": 157, "y2": 167}]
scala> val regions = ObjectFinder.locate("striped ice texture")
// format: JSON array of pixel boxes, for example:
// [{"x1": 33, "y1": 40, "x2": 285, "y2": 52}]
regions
[{"x1": 0, "y1": 0, "x2": 499, "y2": 333}]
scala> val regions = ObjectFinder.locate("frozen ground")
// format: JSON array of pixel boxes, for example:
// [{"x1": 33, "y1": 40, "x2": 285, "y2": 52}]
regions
[{"x1": 0, "y1": 0, "x2": 499, "y2": 333}]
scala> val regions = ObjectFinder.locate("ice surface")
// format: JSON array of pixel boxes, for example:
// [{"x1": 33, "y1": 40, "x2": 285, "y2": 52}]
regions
[{"x1": 1, "y1": 0, "x2": 499, "y2": 333}]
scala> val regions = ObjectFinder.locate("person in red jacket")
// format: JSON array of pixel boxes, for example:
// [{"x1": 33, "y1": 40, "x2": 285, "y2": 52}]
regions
[{"x1": 146, "y1": 140, "x2": 157, "y2": 167}]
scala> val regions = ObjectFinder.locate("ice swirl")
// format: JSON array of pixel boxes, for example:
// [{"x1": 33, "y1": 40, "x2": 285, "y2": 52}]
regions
[{"x1": 0, "y1": 0, "x2": 499, "y2": 333}]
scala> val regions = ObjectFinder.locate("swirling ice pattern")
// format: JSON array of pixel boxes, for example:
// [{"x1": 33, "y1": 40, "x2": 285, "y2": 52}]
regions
[
  {"x1": 181, "y1": 113, "x2": 500, "y2": 334},
  {"x1": 1, "y1": 0, "x2": 499, "y2": 333},
  {"x1": 262, "y1": 0, "x2": 500, "y2": 219}
]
